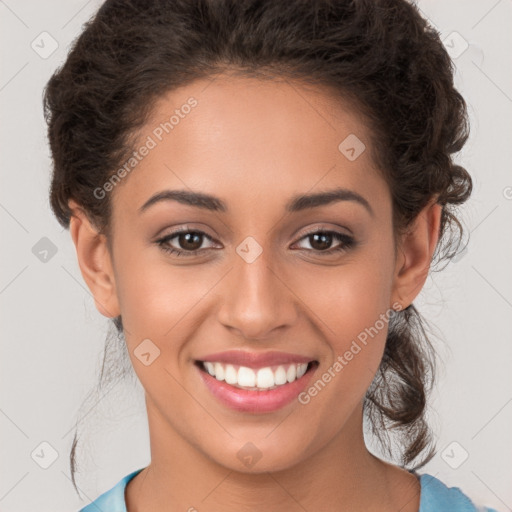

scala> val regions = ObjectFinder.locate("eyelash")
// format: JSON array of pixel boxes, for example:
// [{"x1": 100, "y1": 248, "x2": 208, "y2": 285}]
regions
[{"x1": 155, "y1": 227, "x2": 355, "y2": 258}]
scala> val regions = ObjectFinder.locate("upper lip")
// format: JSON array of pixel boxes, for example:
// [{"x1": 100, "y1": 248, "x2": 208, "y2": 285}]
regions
[{"x1": 196, "y1": 350, "x2": 316, "y2": 368}]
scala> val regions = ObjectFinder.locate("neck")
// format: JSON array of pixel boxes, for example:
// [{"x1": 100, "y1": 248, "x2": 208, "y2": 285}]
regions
[{"x1": 125, "y1": 399, "x2": 420, "y2": 511}]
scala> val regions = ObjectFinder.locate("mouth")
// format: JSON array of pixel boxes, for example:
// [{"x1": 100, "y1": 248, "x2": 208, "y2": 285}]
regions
[
  {"x1": 194, "y1": 358, "x2": 319, "y2": 413},
  {"x1": 194, "y1": 359, "x2": 319, "y2": 391}
]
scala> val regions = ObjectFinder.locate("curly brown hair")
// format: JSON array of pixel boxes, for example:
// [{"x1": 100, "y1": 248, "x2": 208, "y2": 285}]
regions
[{"x1": 42, "y1": 0, "x2": 472, "y2": 496}]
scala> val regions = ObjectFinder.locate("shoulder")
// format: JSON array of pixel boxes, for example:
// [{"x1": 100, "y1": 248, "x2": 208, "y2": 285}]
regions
[
  {"x1": 418, "y1": 473, "x2": 501, "y2": 512},
  {"x1": 77, "y1": 468, "x2": 144, "y2": 512}
]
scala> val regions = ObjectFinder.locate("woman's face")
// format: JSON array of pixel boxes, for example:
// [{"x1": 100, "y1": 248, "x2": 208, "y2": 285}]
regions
[{"x1": 74, "y1": 74, "x2": 437, "y2": 473}]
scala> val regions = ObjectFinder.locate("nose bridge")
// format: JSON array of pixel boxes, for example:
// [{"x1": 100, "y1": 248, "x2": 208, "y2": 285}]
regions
[{"x1": 217, "y1": 236, "x2": 297, "y2": 339}]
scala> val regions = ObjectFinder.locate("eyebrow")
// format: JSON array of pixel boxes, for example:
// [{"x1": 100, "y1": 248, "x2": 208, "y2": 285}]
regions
[{"x1": 138, "y1": 187, "x2": 374, "y2": 217}]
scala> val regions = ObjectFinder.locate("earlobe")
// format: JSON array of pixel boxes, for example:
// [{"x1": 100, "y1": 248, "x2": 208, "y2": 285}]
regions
[
  {"x1": 391, "y1": 199, "x2": 442, "y2": 309},
  {"x1": 68, "y1": 200, "x2": 121, "y2": 319}
]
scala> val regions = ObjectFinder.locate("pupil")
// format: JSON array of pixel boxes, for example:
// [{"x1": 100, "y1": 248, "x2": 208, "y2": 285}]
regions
[
  {"x1": 181, "y1": 232, "x2": 201, "y2": 250},
  {"x1": 312, "y1": 233, "x2": 331, "y2": 250}
]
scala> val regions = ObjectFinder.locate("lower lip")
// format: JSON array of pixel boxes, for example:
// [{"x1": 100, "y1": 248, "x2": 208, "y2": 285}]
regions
[{"x1": 196, "y1": 362, "x2": 317, "y2": 413}]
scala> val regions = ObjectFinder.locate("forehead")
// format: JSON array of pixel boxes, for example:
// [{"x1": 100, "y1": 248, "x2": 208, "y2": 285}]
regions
[{"x1": 111, "y1": 74, "x2": 389, "y2": 219}]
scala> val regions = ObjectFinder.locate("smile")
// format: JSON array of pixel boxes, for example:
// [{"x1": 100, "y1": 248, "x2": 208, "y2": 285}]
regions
[
  {"x1": 194, "y1": 357, "x2": 319, "y2": 413},
  {"x1": 198, "y1": 361, "x2": 311, "y2": 390}
]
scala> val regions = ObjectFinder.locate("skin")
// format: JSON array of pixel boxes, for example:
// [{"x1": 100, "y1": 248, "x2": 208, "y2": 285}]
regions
[{"x1": 69, "y1": 73, "x2": 441, "y2": 511}]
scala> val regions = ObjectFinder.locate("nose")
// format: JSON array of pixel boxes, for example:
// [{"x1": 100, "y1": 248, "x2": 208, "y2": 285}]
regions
[{"x1": 216, "y1": 245, "x2": 299, "y2": 340}]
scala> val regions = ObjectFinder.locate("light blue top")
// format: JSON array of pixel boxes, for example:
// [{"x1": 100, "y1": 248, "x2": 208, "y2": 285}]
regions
[{"x1": 78, "y1": 468, "x2": 501, "y2": 512}]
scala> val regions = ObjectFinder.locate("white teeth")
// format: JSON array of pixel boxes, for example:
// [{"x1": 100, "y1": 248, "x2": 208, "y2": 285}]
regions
[
  {"x1": 214, "y1": 362, "x2": 225, "y2": 381},
  {"x1": 274, "y1": 365, "x2": 287, "y2": 385},
  {"x1": 237, "y1": 366, "x2": 256, "y2": 387},
  {"x1": 201, "y1": 361, "x2": 313, "y2": 390},
  {"x1": 296, "y1": 363, "x2": 308, "y2": 379},
  {"x1": 224, "y1": 364, "x2": 238, "y2": 385},
  {"x1": 204, "y1": 361, "x2": 215, "y2": 376},
  {"x1": 286, "y1": 364, "x2": 296, "y2": 382},
  {"x1": 256, "y1": 367, "x2": 274, "y2": 388}
]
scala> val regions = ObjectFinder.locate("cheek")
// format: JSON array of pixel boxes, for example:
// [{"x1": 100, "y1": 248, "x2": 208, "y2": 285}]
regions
[
  {"x1": 113, "y1": 247, "x2": 219, "y2": 348},
  {"x1": 297, "y1": 254, "x2": 394, "y2": 396},
  {"x1": 301, "y1": 258, "x2": 393, "y2": 339}
]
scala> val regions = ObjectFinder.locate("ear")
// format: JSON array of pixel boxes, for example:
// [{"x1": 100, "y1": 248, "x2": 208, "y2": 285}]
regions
[
  {"x1": 391, "y1": 197, "x2": 442, "y2": 310},
  {"x1": 68, "y1": 199, "x2": 120, "y2": 319}
]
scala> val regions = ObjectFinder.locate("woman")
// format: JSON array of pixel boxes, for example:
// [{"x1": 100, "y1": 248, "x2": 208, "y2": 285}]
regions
[{"x1": 43, "y1": 0, "x2": 500, "y2": 510}]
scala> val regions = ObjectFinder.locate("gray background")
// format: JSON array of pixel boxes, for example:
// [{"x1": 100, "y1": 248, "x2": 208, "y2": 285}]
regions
[{"x1": 1, "y1": 0, "x2": 511, "y2": 510}]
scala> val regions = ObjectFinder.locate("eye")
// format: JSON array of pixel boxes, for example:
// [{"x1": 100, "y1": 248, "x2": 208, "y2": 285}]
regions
[
  {"x1": 292, "y1": 229, "x2": 355, "y2": 255},
  {"x1": 155, "y1": 228, "x2": 216, "y2": 257}
]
